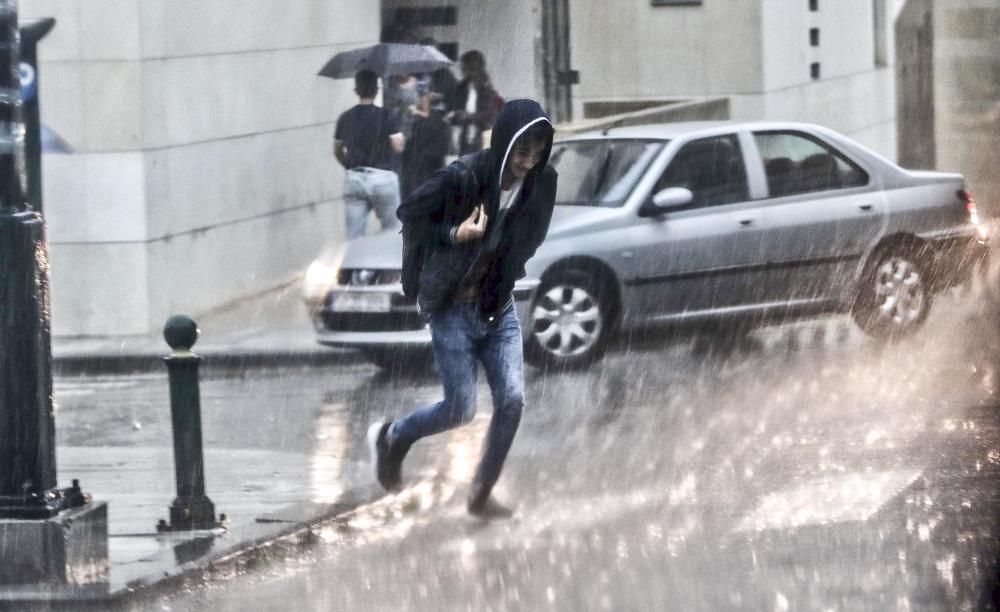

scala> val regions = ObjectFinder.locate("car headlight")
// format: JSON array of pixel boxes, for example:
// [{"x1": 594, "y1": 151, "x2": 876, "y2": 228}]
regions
[{"x1": 305, "y1": 260, "x2": 339, "y2": 287}]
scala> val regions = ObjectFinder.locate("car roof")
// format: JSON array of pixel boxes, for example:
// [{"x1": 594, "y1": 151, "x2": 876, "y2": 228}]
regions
[{"x1": 558, "y1": 120, "x2": 826, "y2": 142}]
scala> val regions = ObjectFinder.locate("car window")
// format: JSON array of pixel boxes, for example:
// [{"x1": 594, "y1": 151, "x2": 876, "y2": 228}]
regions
[
  {"x1": 548, "y1": 140, "x2": 664, "y2": 207},
  {"x1": 654, "y1": 135, "x2": 749, "y2": 207},
  {"x1": 753, "y1": 130, "x2": 869, "y2": 197}
]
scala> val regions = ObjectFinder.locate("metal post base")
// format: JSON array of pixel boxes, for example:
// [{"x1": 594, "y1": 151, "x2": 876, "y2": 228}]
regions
[
  {"x1": 156, "y1": 496, "x2": 225, "y2": 532},
  {"x1": 0, "y1": 502, "x2": 108, "y2": 586},
  {"x1": 0, "y1": 478, "x2": 86, "y2": 521}
]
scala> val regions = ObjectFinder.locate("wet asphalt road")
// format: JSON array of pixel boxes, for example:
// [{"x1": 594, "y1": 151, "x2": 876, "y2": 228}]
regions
[{"x1": 55, "y1": 289, "x2": 1000, "y2": 611}]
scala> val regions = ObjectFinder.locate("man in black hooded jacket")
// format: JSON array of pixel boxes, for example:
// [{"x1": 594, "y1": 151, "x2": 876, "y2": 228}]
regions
[{"x1": 367, "y1": 99, "x2": 557, "y2": 518}]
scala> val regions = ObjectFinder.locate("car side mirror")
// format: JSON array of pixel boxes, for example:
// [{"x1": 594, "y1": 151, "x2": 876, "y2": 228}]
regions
[{"x1": 639, "y1": 187, "x2": 694, "y2": 217}]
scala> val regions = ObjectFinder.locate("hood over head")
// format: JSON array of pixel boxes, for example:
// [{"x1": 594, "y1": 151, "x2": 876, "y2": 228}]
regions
[{"x1": 489, "y1": 99, "x2": 554, "y2": 186}]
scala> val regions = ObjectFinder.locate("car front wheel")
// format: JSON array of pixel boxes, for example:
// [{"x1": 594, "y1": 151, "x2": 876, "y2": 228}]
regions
[
  {"x1": 525, "y1": 270, "x2": 613, "y2": 369},
  {"x1": 852, "y1": 249, "x2": 931, "y2": 339}
]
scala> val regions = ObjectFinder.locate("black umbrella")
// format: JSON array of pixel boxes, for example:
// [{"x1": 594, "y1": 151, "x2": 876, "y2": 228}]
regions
[{"x1": 318, "y1": 43, "x2": 454, "y2": 79}]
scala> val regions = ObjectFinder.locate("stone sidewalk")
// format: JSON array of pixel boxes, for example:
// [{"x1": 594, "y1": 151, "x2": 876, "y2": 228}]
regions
[
  {"x1": 4, "y1": 445, "x2": 378, "y2": 609},
  {"x1": 2, "y1": 283, "x2": 376, "y2": 609},
  {"x1": 51, "y1": 281, "x2": 357, "y2": 374}
]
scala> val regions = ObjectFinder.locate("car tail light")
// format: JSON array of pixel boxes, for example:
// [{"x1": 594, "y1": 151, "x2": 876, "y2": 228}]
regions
[{"x1": 958, "y1": 189, "x2": 980, "y2": 225}]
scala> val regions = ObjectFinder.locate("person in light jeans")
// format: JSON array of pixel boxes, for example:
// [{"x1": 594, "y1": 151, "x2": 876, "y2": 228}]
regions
[
  {"x1": 343, "y1": 167, "x2": 401, "y2": 239},
  {"x1": 334, "y1": 69, "x2": 405, "y2": 239}
]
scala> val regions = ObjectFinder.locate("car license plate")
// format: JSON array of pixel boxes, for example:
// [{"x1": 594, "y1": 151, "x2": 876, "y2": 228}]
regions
[{"x1": 330, "y1": 292, "x2": 391, "y2": 313}]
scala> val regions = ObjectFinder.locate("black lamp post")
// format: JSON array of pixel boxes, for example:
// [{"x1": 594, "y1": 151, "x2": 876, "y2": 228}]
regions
[
  {"x1": 0, "y1": 0, "x2": 82, "y2": 519},
  {"x1": 19, "y1": 17, "x2": 55, "y2": 214}
]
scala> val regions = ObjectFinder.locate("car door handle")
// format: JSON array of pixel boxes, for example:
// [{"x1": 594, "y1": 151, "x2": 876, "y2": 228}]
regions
[
  {"x1": 857, "y1": 203, "x2": 874, "y2": 212},
  {"x1": 738, "y1": 219, "x2": 754, "y2": 227}
]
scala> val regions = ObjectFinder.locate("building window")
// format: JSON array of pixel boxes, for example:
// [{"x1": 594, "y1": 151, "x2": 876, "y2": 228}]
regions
[
  {"x1": 810, "y1": 62, "x2": 821, "y2": 79},
  {"x1": 651, "y1": 0, "x2": 702, "y2": 6},
  {"x1": 873, "y1": 0, "x2": 888, "y2": 66},
  {"x1": 810, "y1": 28, "x2": 820, "y2": 46},
  {"x1": 809, "y1": 0, "x2": 819, "y2": 11}
]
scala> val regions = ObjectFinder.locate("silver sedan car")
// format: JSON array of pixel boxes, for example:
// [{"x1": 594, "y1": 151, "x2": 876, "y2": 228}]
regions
[{"x1": 303, "y1": 121, "x2": 988, "y2": 369}]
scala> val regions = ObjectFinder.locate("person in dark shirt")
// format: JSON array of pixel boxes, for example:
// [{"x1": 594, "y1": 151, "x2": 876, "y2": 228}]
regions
[
  {"x1": 334, "y1": 70, "x2": 405, "y2": 239},
  {"x1": 400, "y1": 88, "x2": 450, "y2": 198}
]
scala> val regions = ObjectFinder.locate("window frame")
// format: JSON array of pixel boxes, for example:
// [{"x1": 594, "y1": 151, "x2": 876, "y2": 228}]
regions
[
  {"x1": 548, "y1": 138, "x2": 667, "y2": 209},
  {"x1": 652, "y1": 133, "x2": 752, "y2": 210},
  {"x1": 751, "y1": 129, "x2": 872, "y2": 200}
]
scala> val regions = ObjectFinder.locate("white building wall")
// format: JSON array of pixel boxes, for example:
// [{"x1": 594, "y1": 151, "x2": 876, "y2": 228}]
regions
[
  {"x1": 569, "y1": 0, "x2": 896, "y2": 158},
  {"x1": 756, "y1": 0, "x2": 895, "y2": 158},
  {"x1": 21, "y1": 0, "x2": 378, "y2": 335},
  {"x1": 569, "y1": 0, "x2": 765, "y2": 113}
]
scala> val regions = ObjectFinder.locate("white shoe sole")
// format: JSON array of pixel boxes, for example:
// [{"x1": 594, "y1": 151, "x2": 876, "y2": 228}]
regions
[{"x1": 366, "y1": 421, "x2": 384, "y2": 485}]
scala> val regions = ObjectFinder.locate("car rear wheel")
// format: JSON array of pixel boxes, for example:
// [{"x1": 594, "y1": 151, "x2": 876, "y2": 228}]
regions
[
  {"x1": 852, "y1": 249, "x2": 931, "y2": 339},
  {"x1": 525, "y1": 269, "x2": 613, "y2": 369}
]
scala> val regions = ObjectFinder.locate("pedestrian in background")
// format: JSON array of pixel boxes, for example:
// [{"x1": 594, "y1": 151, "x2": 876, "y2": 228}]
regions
[
  {"x1": 383, "y1": 73, "x2": 420, "y2": 173},
  {"x1": 367, "y1": 99, "x2": 557, "y2": 519},
  {"x1": 419, "y1": 37, "x2": 458, "y2": 112},
  {"x1": 400, "y1": 86, "x2": 450, "y2": 198},
  {"x1": 334, "y1": 69, "x2": 405, "y2": 239},
  {"x1": 448, "y1": 50, "x2": 503, "y2": 155}
]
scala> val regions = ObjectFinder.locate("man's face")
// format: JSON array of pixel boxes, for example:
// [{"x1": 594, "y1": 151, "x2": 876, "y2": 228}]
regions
[{"x1": 506, "y1": 138, "x2": 546, "y2": 180}]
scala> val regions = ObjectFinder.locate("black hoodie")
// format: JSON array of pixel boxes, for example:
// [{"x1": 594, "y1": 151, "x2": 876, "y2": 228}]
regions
[{"x1": 398, "y1": 98, "x2": 557, "y2": 320}]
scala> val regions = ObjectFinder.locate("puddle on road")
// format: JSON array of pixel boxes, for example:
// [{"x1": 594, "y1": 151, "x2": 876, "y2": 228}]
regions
[{"x1": 732, "y1": 469, "x2": 923, "y2": 532}]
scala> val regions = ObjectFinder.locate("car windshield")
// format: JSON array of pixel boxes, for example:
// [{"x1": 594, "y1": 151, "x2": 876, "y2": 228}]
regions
[{"x1": 548, "y1": 139, "x2": 664, "y2": 207}]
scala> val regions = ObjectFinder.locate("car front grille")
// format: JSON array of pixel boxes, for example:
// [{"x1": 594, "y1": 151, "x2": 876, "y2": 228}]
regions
[{"x1": 337, "y1": 269, "x2": 403, "y2": 286}]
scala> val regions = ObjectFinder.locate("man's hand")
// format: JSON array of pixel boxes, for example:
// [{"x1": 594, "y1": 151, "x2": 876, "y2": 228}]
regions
[
  {"x1": 454, "y1": 205, "x2": 488, "y2": 243},
  {"x1": 334, "y1": 140, "x2": 348, "y2": 169}
]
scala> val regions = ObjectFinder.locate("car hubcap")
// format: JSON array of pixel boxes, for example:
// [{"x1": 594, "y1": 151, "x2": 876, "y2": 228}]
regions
[
  {"x1": 873, "y1": 257, "x2": 925, "y2": 328},
  {"x1": 532, "y1": 284, "x2": 603, "y2": 357}
]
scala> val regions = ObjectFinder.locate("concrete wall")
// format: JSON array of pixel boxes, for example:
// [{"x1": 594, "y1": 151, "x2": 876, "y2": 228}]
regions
[
  {"x1": 931, "y1": 0, "x2": 1000, "y2": 217},
  {"x1": 760, "y1": 0, "x2": 877, "y2": 91},
  {"x1": 567, "y1": 0, "x2": 896, "y2": 158},
  {"x1": 895, "y1": 0, "x2": 935, "y2": 169},
  {"x1": 895, "y1": 0, "x2": 1000, "y2": 215},
  {"x1": 569, "y1": 0, "x2": 764, "y2": 108},
  {"x1": 21, "y1": 0, "x2": 378, "y2": 335}
]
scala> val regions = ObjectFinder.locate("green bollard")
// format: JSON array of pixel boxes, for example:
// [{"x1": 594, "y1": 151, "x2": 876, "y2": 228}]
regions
[{"x1": 157, "y1": 315, "x2": 223, "y2": 532}]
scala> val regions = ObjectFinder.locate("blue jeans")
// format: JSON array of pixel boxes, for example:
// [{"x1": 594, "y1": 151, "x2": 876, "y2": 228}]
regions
[
  {"x1": 343, "y1": 167, "x2": 401, "y2": 240},
  {"x1": 391, "y1": 300, "x2": 524, "y2": 497}
]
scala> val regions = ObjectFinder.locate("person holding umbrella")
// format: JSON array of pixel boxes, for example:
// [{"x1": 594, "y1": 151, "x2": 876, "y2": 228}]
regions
[
  {"x1": 334, "y1": 69, "x2": 405, "y2": 239},
  {"x1": 400, "y1": 84, "x2": 450, "y2": 198},
  {"x1": 320, "y1": 43, "x2": 455, "y2": 239}
]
